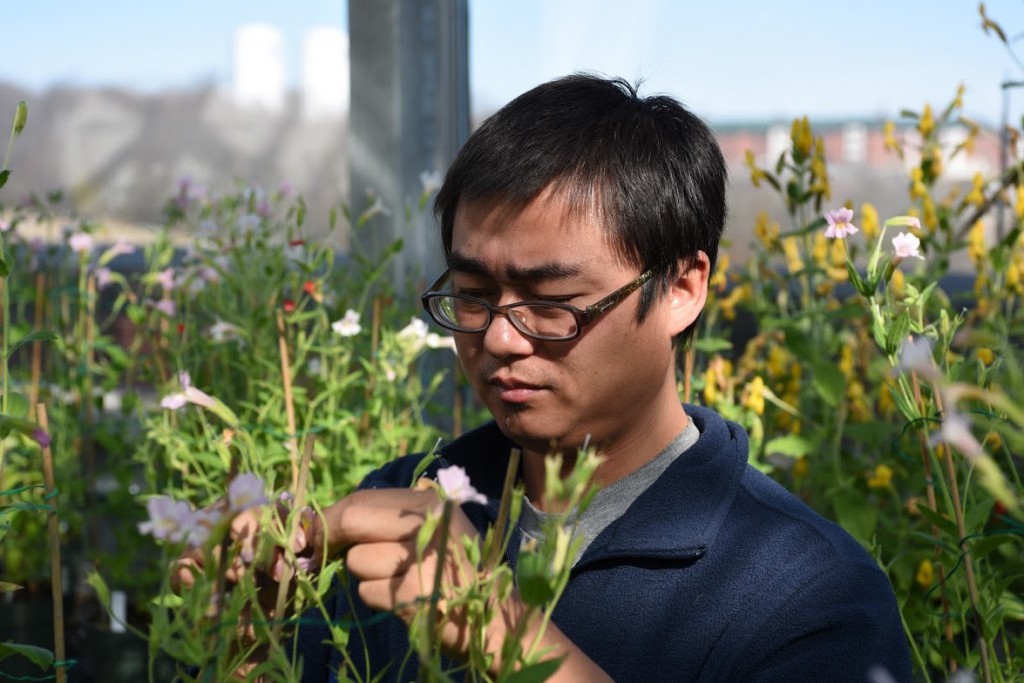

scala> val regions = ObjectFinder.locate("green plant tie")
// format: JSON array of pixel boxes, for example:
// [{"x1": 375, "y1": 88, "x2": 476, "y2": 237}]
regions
[{"x1": 0, "y1": 659, "x2": 76, "y2": 681}]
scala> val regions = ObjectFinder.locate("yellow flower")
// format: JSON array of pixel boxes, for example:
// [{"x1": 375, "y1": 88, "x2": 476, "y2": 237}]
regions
[
  {"x1": 1015, "y1": 184, "x2": 1024, "y2": 219},
  {"x1": 984, "y1": 431, "x2": 1003, "y2": 451},
  {"x1": 791, "y1": 117, "x2": 813, "y2": 161},
  {"x1": 867, "y1": 464, "x2": 893, "y2": 489},
  {"x1": 703, "y1": 367, "x2": 718, "y2": 405},
  {"x1": 742, "y1": 376, "x2": 766, "y2": 416},
  {"x1": 922, "y1": 196, "x2": 938, "y2": 234},
  {"x1": 860, "y1": 203, "x2": 880, "y2": 241},
  {"x1": 918, "y1": 104, "x2": 935, "y2": 137},
  {"x1": 810, "y1": 143, "x2": 830, "y2": 199},
  {"x1": 878, "y1": 381, "x2": 895, "y2": 415},
  {"x1": 719, "y1": 284, "x2": 750, "y2": 321},
  {"x1": 1008, "y1": 253, "x2": 1023, "y2": 294},
  {"x1": 754, "y1": 211, "x2": 780, "y2": 251},
  {"x1": 889, "y1": 268, "x2": 906, "y2": 298},
  {"x1": 977, "y1": 347, "x2": 995, "y2": 366},
  {"x1": 792, "y1": 457, "x2": 809, "y2": 480},
  {"x1": 767, "y1": 345, "x2": 790, "y2": 378},
  {"x1": 967, "y1": 220, "x2": 986, "y2": 266},
  {"x1": 812, "y1": 233, "x2": 828, "y2": 267},
  {"x1": 966, "y1": 172, "x2": 986, "y2": 207},
  {"x1": 953, "y1": 84, "x2": 965, "y2": 110},
  {"x1": 883, "y1": 120, "x2": 899, "y2": 152},
  {"x1": 910, "y1": 167, "x2": 928, "y2": 201},
  {"x1": 839, "y1": 344, "x2": 855, "y2": 379},
  {"x1": 783, "y1": 236, "x2": 804, "y2": 274},
  {"x1": 710, "y1": 252, "x2": 729, "y2": 292},
  {"x1": 744, "y1": 149, "x2": 766, "y2": 188},
  {"x1": 915, "y1": 559, "x2": 935, "y2": 589}
]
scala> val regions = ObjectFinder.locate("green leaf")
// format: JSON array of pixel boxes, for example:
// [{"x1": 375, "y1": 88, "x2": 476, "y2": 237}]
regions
[
  {"x1": 810, "y1": 360, "x2": 845, "y2": 407},
  {"x1": 830, "y1": 488, "x2": 878, "y2": 546},
  {"x1": 694, "y1": 337, "x2": 732, "y2": 353},
  {"x1": 0, "y1": 642, "x2": 54, "y2": 671},
  {"x1": 915, "y1": 505, "x2": 958, "y2": 539},
  {"x1": 0, "y1": 170, "x2": 8, "y2": 191},
  {"x1": 505, "y1": 658, "x2": 564, "y2": 683},
  {"x1": 0, "y1": 581, "x2": 22, "y2": 593},
  {"x1": 764, "y1": 434, "x2": 814, "y2": 458},
  {"x1": 846, "y1": 261, "x2": 872, "y2": 297},
  {"x1": 4, "y1": 392, "x2": 29, "y2": 419},
  {"x1": 516, "y1": 552, "x2": 555, "y2": 606},
  {"x1": 7, "y1": 330, "x2": 60, "y2": 359}
]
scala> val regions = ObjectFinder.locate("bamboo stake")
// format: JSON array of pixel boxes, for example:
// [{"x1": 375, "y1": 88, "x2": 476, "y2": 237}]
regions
[
  {"x1": 37, "y1": 404, "x2": 66, "y2": 683},
  {"x1": 276, "y1": 310, "x2": 299, "y2": 490},
  {"x1": 28, "y1": 271, "x2": 45, "y2": 409},
  {"x1": 933, "y1": 387, "x2": 992, "y2": 683}
]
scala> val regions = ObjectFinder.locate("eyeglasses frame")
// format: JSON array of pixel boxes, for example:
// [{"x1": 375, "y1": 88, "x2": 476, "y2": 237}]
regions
[{"x1": 420, "y1": 268, "x2": 656, "y2": 342}]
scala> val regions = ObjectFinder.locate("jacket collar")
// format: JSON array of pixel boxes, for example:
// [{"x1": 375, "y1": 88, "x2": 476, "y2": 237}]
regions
[{"x1": 437, "y1": 404, "x2": 749, "y2": 565}]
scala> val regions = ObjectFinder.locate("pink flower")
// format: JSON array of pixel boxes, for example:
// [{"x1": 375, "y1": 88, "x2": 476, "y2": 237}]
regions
[
  {"x1": 155, "y1": 268, "x2": 176, "y2": 292},
  {"x1": 69, "y1": 232, "x2": 94, "y2": 254},
  {"x1": 105, "y1": 238, "x2": 136, "y2": 260},
  {"x1": 892, "y1": 232, "x2": 923, "y2": 262},
  {"x1": 160, "y1": 371, "x2": 217, "y2": 411},
  {"x1": 436, "y1": 465, "x2": 487, "y2": 505},
  {"x1": 32, "y1": 429, "x2": 51, "y2": 448},
  {"x1": 154, "y1": 299, "x2": 176, "y2": 317},
  {"x1": 897, "y1": 336, "x2": 940, "y2": 382},
  {"x1": 824, "y1": 208, "x2": 858, "y2": 239},
  {"x1": 228, "y1": 473, "x2": 269, "y2": 513},
  {"x1": 95, "y1": 267, "x2": 115, "y2": 289}
]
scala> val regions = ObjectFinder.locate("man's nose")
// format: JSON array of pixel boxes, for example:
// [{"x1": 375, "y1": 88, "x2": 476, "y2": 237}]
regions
[{"x1": 482, "y1": 311, "x2": 535, "y2": 358}]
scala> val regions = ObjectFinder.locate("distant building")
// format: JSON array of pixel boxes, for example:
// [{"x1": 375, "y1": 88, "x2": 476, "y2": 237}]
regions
[
  {"x1": 302, "y1": 26, "x2": 349, "y2": 121},
  {"x1": 233, "y1": 23, "x2": 286, "y2": 112}
]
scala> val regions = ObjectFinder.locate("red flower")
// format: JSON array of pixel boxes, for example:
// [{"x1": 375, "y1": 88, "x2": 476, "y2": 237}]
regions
[
  {"x1": 283, "y1": 298, "x2": 296, "y2": 313},
  {"x1": 289, "y1": 239, "x2": 305, "y2": 247},
  {"x1": 176, "y1": 323, "x2": 186, "y2": 335},
  {"x1": 303, "y1": 281, "x2": 317, "y2": 296}
]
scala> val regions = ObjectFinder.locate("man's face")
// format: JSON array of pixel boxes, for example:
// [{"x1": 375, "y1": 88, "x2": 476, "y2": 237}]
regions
[{"x1": 448, "y1": 188, "x2": 687, "y2": 458}]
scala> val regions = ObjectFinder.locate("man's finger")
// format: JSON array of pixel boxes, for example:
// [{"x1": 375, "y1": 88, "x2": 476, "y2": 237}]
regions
[{"x1": 345, "y1": 539, "x2": 418, "y2": 581}]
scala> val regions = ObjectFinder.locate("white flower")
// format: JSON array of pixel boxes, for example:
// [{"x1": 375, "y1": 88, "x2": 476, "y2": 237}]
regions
[
  {"x1": 237, "y1": 213, "x2": 261, "y2": 234},
  {"x1": 426, "y1": 332, "x2": 457, "y2": 352},
  {"x1": 892, "y1": 232, "x2": 924, "y2": 262},
  {"x1": 228, "y1": 473, "x2": 269, "y2": 514},
  {"x1": 362, "y1": 192, "x2": 391, "y2": 221},
  {"x1": 420, "y1": 169, "x2": 443, "y2": 196},
  {"x1": 930, "y1": 410, "x2": 985, "y2": 460},
  {"x1": 897, "y1": 336, "x2": 941, "y2": 382},
  {"x1": 69, "y1": 232, "x2": 94, "y2": 254},
  {"x1": 331, "y1": 309, "x2": 362, "y2": 337},
  {"x1": 208, "y1": 319, "x2": 243, "y2": 343},
  {"x1": 395, "y1": 317, "x2": 428, "y2": 350},
  {"x1": 436, "y1": 465, "x2": 487, "y2": 505},
  {"x1": 823, "y1": 208, "x2": 858, "y2": 239}
]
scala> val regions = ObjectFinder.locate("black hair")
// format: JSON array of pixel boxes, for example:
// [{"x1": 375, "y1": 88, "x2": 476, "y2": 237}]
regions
[{"x1": 433, "y1": 73, "x2": 727, "y2": 346}]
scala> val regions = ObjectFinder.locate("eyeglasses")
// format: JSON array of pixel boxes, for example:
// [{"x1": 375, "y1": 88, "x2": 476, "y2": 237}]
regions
[{"x1": 420, "y1": 268, "x2": 655, "y2": 342}]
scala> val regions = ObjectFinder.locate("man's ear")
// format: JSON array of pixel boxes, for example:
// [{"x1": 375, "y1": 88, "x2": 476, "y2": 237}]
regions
[{"x1": 667, "y1": 251, "x2": 710, "y2": 337}]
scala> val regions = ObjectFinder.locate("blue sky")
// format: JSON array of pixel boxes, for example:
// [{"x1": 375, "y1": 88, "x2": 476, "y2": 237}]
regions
[{"x1": 2, "y1": 1, "x2": 1023, "y2": 123}]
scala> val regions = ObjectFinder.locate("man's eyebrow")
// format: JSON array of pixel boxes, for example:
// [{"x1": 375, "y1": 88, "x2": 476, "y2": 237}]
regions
[{"x1": 448, "y1": 252, "x2": 581, "y2": 282}]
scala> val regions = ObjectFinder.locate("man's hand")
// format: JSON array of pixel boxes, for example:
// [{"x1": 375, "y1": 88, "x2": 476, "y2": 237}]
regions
[{"x1": 314, "y1": 486, "x2": 484, "y2": 655}]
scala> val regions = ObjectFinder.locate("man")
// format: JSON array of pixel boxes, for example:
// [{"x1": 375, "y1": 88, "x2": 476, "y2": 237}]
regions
[{"x1": 295, "y1": 74, "x2": 912, "y2": 681}]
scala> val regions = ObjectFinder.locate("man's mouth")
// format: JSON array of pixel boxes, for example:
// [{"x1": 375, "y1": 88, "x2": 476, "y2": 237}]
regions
[{"x1": 489, "y1": 376, "x2": 545, "y2": 404}]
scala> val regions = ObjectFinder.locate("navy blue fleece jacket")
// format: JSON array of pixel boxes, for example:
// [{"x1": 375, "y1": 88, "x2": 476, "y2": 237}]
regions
[{"x1": 295, "y1": 405, "x2": 912, "y2": 682}]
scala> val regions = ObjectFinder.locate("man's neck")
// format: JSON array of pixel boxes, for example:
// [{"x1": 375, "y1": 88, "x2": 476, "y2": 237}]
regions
[{"x1": 520, "y1": 402, "x2": 690, "y2": 512}]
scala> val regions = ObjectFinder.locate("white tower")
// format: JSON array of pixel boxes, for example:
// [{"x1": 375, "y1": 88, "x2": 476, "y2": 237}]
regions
[
  {"x1": 302, "y1": 26, "x2": 349, "y2": 121},
  {"x1": 233, "y1": 23, "x2": 286, "y2": 112}
]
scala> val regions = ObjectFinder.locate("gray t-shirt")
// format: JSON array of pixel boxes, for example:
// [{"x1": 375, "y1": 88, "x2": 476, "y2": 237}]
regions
[{"x1": 518, "y1": 418, "x2": 700, "y2": 566}]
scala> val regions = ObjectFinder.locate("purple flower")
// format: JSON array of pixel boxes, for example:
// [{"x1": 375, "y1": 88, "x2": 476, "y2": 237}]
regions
[
  {"x1": 436, "y1": 465, "x2": 487, "y2": 505},
  {"x1": 154, "y1": 299, "x2": 176, "y2": 317},
  {"x1": 228, "y1": 473, "x2": 270, "y2": 513},
  {"x1": 824, "y1": 208, "x2": 858, "y2": 239},
  {"x1": 32, "y1": 429, "x2": 51, "y2": 449},
  {"x1": 138, "y1": 496, "x2": 195, "y2": 543}
]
